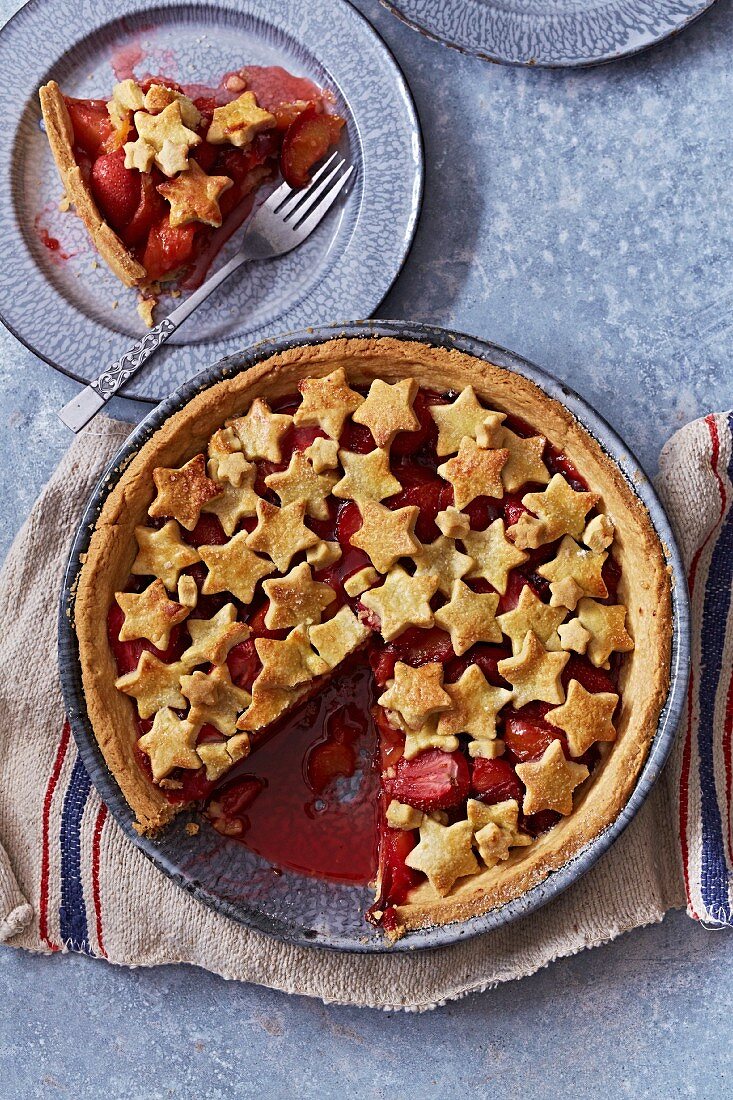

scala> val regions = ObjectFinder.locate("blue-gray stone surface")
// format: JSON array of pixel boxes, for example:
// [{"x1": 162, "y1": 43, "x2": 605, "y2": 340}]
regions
[{"x1": 1, "y1": 0, "x2": 731, "y2": 1094}]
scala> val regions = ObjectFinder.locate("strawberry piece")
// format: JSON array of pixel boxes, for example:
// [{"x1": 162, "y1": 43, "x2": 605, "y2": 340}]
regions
[
  {"x1": 496, "y1": 569, "x2": 539, "y2": 614},
  {"x1": 470, "y1": 757, "x2": 524, "y2": 804},
  {"x1": 124, "y1": 171, "x2": 166, "y2": 246},
  {"x1": 373, "y1": 704, "x2": 405, "y2": 768},
  {"x1": 280, "y1": 105, "x2": 344, "y2": 188},
  {"x1": 335, "y1": 500, "x2": 362, "y2": 547},
  {"x1": 503, "y1": 494, "x2": 529, "y2": 529},
  {"x1": 227, "y1": 639, "x2": 261, "y2": 691},
  {"x1": 185, "y1": 514, "x2": 227, "y2": 548},
  {"x1": 446, "y1": 643, "x2": 512, "y2": 687},
  {"x1": 65, "y1": 98, "x2": 114, "y2": 157},
  {"x1": 90, "y1": 147, "x2": 141, "y2": 233},
  {"x1": 562, "y1": 654, "x2": 616, "y2": 694},
  {"x1": 523, "y1": 809, "x2": 562, "y2": 836},
  {"x1": 107, "y1": 603, "x2": 184, "y2": 676},
  {"x1": 339, "y1": 419, "x2": 375, "y2": 453},
  {"x1": 464, "y1": 496, "x2": 503, "y2": 531},
  {"x1": 371, "y1": 626, "x2": 455, "y2": 687},
  {"x1": 306, "y1": 736, "x2": 355, "y2": 793},
  {"x1": 601, "y1": 554, "x2": 621, "y2": 602},
  {"x1": 390, "y1": 749, "x2": 470, "y2": 812},
  {"x1": 545, "y1": 446, "x2": 588, "y2": 492},
  {"x1": 388, "y1": 467, "x2": 452, "y2": 542},
  {"x1": 376, "y1": 825, "x2": 422, "y2": 907},
  {"x1": 208, "y1": 775, "x2": 265, "y2": 827},
  {"x1": 142, "y1": 217, "x2": 197, "y2": 280},
  {"x1": 504, "y1": 709, "x2": 569, "y2": 763},
  {"x1": 390, "y1": 389, "x2": 444, "y2": 457}
]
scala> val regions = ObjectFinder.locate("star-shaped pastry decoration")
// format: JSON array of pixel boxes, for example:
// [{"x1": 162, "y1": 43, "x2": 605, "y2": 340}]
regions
[
  {"x1": 496, "y1": 630, "x2": 569, "y2": 709},
  {"x1": 197, "y1": 732, "x2": 250, "y2": 781},
  {"x1": 583, "y1": 513, "x2": 615, "y2": 552},
  {"x1": 148, "y1": 453, "x2": 221, "y2": 531},
  {"x1": 436, "y1": 665, "x2": 512, "y2": 745},
  {"x1": 343, "y1": 565, "x2": 380, "y2": 597},
  {"x1": 207, "y1": 425, "x2": 243, "y2": 474},
  {"x1": 466, "y1": 798, "x2": 532, "y2": 867},
  {"x1": 245, "y1": 499, "x2": 320, "y2": 572},
  {"x1": 360, "y1": 565, "x2": 438, "y2": 642},
  {"x1": 179, "y1": 603, "x2": 250, "y2": 669},
  {"x1": 229, "y1": 398, "x2": 293, "y2": 463},
  {"x1": 207, "y1": 91, "x2": 275, "y2": 147},
  {"x1": 131, "y1": 520, "x2": 200, "y2": 591},
  {"x1": 549, "y1": 577, "x2": 585, "y2": 612},
  {"x1": 350, "y1": 501, "x2": 419, "y2": 574},
  {"x1": 180, "y1": 665, "x2": 251, "y2": 735},
  {"x1": 436, "y1": 506, "x2": 470, "y2": 539},
  {"x1": 429, "y1": 386, "x2": 492, "y2": 456},
  {"x1": 537, "y1": 536, "x2": 608, "y2": 603},
  {"x1": 294, "y1": 368, "x2": 364, "y2": 439},
  {"x1": 437, "y1": 438, "x2": 508, "y2": 510},
  {"x1": 262, "y1": 562, "x2": 336, "y2": 630},
  {"x1": 511, "y1": 474, "x2": 600, "y2": 550},
  {"x1": 405, "y1": 817, "x2": 479, "y2": 896},
  {"x1": 115, "y1": 652, "x2": 186, "y2": 719},
  {"x1": 303, "y1": 436, "x2": 339, "y2": 473},
  {"x1": 202, "y1": 457, "x2": 258, "y2": 536},
  {"x1": 412, "y1": 534, "x2": 473, "y2": 596},
  {"x1": 264, "y1": 451, "x2": 338, "y2": 520},
  {"x1": 143, "y1": 83, "x2": 201, "y2": 128},
  {"x1": 434, "y1": 580, "x2": 502, "y2": 655},
  {"x1": 134, "y1": 101, "x2": 201, "y2": 174},
  {"x1": 332, "y1": 448, "x2": 401, "y2": 505},
  {"x1": 463, "y1": 519, "x2": 529, "y2": 595},
  {"x1": 157, "y1": 161, "x2": 233, "y2": 228},
  {"x1": 351, "y1": 378, "x2": 419, "y2": 447},
  {"x1": 402, "y1": 718, "x2": 459, "y2": 760},
  {"x1": 111, "y1": 78, "x2": 145, "y2": 112},
  {"x1": 378, "y1": 661, "x2": 451, "y2": 730},
  {"x1": 137, "y1": 707, "x2": 201, "y2": 782},
  {"x1": 306, "y1": 540, "x2": 342, "y2": 570},
  {"x1": 386, "y1": 800, "x2": 425, "y2": 830},
  {"x1": 546, "y1": 679, "x2": 619, "y2": 758},
  {"x1": 116, "y1": 579, "x2": 189, "y2": 650},
  {"x1": 576, "y1": 598, "x2": 634, "y2": 667},
  {"x1": 496, "y1": 585, "x2": 567, "y2": 654},
  {"x1": 557, "y1": 617, "x2": 591, "y2": 654},
  {"x1": 124, "y1": 137, "x2": 155, "y2": 173},
  {"x1": 308, "y1": 606, "x2": 372, "y2": 668},
  {"x1": 199, "y1": 531, "x2": 274, "y2": 605},
  {"x1": 255, "y1": 625, "x2": 329, "y2": 689},
  {"x1": 515, "y1": 739, "x2": 589, "y2": 816},
  {"x1": 480, "y1": 413, "x2": 550, "y2": 494},
  {"x1": 237, "y1": 679, "x2": 307, "y2": 731}
]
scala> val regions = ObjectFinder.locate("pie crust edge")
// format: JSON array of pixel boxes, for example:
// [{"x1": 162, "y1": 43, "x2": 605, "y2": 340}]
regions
[{"x1": 73, "y1": 336, "x2": 673, "y2": 922}]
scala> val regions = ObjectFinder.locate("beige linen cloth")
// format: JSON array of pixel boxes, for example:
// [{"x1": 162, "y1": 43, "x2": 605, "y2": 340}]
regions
[{"x1": 0, "y1": 414, "x2": 711, "y2": 1011}]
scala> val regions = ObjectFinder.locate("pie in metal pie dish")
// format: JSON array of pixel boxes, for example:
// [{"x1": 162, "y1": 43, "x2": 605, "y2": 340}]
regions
[
  {"x1": 74, "y1": 337, "x2": 672, "y2": 941},
  {"x1": 39, "y1": 69, "x2": 345, "y2": 322}
]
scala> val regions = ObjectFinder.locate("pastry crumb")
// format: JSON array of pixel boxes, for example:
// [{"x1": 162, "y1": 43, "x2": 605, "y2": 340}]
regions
[
  {"x1": 58, "y1": 194, "x2": 70, "y2": 213},
  {"x1": 185, "y1": 822, "x2": 200, "y2": 836},
  {"x1": 91, "y1": 259, "x2": 98, "y2": 270},
  {"x1": 111, "y1": 299, "x2": 119, "y2": 310},
  {"x1": 137, "y1": 296, "x2": 156, "y2": 327}
]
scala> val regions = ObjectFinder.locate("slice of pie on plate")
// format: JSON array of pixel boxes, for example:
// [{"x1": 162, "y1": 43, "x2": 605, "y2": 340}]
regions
[
  {"x1": 39, "y1": 68, "x2": 344, "y2": 320},
  {"x1": 73, "y1": 336, "x2": 672, "y2": 941}
]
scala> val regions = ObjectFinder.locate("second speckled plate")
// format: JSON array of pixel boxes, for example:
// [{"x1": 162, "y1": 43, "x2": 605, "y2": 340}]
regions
[{"x1": 0, "y1": 0, "x2": 422, "y2": 400}]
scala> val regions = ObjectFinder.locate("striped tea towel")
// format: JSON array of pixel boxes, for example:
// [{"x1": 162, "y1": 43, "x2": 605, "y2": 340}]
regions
[{"x1": 0, "y1": 411, "x2": 728, "y2": 1010}]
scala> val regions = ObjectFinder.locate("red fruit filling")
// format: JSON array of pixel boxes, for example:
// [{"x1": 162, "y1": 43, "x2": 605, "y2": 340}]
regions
[{"x1": 390, "y1": 750, "x2": 470, "y2": 813}]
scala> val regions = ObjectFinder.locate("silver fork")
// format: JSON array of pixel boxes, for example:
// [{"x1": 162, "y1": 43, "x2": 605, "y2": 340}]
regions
[{"x1": 59, "y1": 153, "x2": 355, "y2": 432}]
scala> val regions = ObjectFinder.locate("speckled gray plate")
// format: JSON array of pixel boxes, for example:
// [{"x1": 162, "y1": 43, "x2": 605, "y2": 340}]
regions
[
  {"x1": 0, "y1": 0, "x2": 422, "y2": 401},
  {"x1": 383, "y1": 0, "x2": 717, "y2": 67},
  {"x1": 58, "y1": 320, "x2": 690, "y2": 953}
]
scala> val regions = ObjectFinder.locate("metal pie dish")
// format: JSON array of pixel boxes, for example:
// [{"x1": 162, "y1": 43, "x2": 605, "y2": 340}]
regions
[{"x1": 58, "y1": 319, "x2": 690, "y2": 953}]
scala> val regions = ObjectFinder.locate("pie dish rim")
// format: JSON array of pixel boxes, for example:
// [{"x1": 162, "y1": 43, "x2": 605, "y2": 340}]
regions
[{"x1": 58, "y1": 319, "x2": 690, "y2": 953}]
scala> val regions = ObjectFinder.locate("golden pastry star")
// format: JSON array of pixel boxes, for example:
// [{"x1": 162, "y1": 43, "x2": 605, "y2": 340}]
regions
[
  {"x1": 157, "y1": 161, "x2": 233, "y2": 228},
  {"x1": 134, "y1": 101, "x2": 201, "y2": 172},
  {"x1": 496, "y1": 584, "x2": 567, "y2": 654},
  {"x1": 402, "y1": 718, "x2": 459, "y2": 760},
  {"x1": 180, "y1": 665, "x2": 251, "y2": 735},
  {"x1": 332, "y1": 447, "x2": 401, "y2": 505},
  {"x1": 480, "y1": 414, "x2": 550, "y2": 494},
  {"x1": 343, "y1": 565, "x2": 380, "y2": 597},
  {"x1": 437, "y1": 664, "x2": 512, "y2": 743},
  {"x1": 576, "y1": 598, "x2": 634, "y2": 668},
  {"x1": 350, "y1": 501, "x2": 419, "y2": 574},
  {"x1": 202, "y1": 457, "x2": 258, "y2": 536},
  {"x1": 496, "y1": 630, "x2": 569, "y2": 709},
  {"x1": 208, "y1": 425, "x2": 243, "y2": 471},
  {"x1": 412, "y1": 534, "x2": 473, "y2": 596},
  {"x1": 511, "y1": 474, "x2": 599, "y2": 549},
  {"x1": 466, "y1": 798, "x2": 532, "y2": 867},
  {"x1": 237, "y1": 679, "x2": 307, "y2": 731},
  {"x1": 546, "y1": 679, "x2": 619, "y2": 758},
  {"x1": 197, "y1": 732, "x2": 250, "y2": 781},
  {"x1": 138, "y1": 708, "x2": 201, "y2": 782},
  {"x1": 199, "y1": 531, "x2": 274, "y2": 605},
  {"x1": 435, "y1": 506, "x2": 471, "y2": 539},
  {"x1": 429, "y1": 386, "x2": 492, "y2": 456},
  {"x1": 148, "y1": 453, "x2": 221, "y2": 531},
  {"x1": 386, "y1": 800, "x2": 425, "y2": 830},
  {"x1": 207, "y1": 91, "x2": 275, "y2": 147},
  {"x1": 557, "y1": 617, "x2": 591, "y2": 654},
  {"x1": 464, "y1": 518, "x2": 529, "y2": 595},
  {"x1": 405, "y1": 818, "x2": 479, "y2": 896},
  {"x1": 360, "y1": 565, "x2": 438, "y2": 642},
  {"x1": 378, "y1": 661, "x2": 451, "y2": 730},
  {"x1": 265, "y1": 451, "x2": 338, "y2": 520},
  {"x1": 437, "y1": 438, "x2": 508, "y2": 510},
  {"x1": 116, "y1": 579, "x2": 189, "y2": 650},
  {"x1": 351, "y1": 378, "x2": 419, "y2": 447},
  {"x1": 179, "y1": 603, "x2": 250, "y2": 669},
  {"x1": 549, "y1": 577, "x2": 585, "y2": 612},
  {"x1": 294, "y1": 368, "x2": 364, "y2": 439},
  {"x1": 308, "y1": 606, "x2": 372, "y2": 668},
  {"x1": 131, "y1": 520, "x2": 200, "y2": 591},
  {"x1": 515, "y1": 739, "x2": 589, "y2": 816},
  {"x1": 434, "y1": 580, "x2": 502, "y2": 655},
  {"x1": 115, "y1": 653, "x2": 187, "y2": 720},
  {"x1": 537, "y1": 536, "x2": 608, "y2": 603},
  {"x1": 306, "y1": 540, "x2": 342, "y2": 570},
  {"x1": 303, "y1": 436, "x2": 340, "y2": 473},
  {"x1": 583, "y1": 513, "x2": 615, "y2": 552},
  {"x1": 143, "y1": 83, "x2": 201, "y2": 128},
  {"x1": 124, "y1": 137, "x2": 155, "y2": 173},
  {"x1": 255, "y1": 625, "x2": 329, "y2": 689},
  {"x1": 230, "y1": 398, "x2": 293, "y2": 463},
  {"x1": 262, "y1": 562, "x2": 336, "y2": 630},
  {"x1": 245, "y1": 499, "x2": 319, "y2": 572}
]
